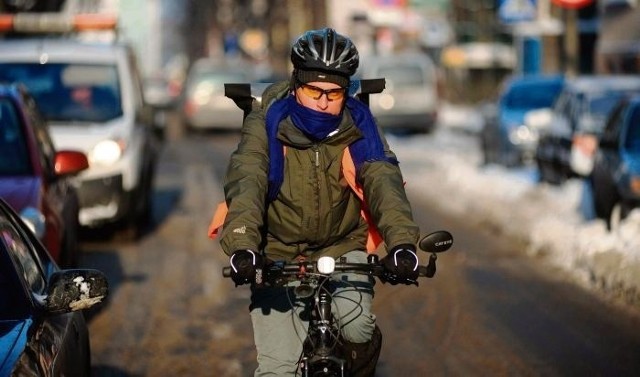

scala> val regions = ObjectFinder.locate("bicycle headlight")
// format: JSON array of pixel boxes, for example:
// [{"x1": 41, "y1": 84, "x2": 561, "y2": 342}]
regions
[
  {"x1": 317, "y1": 256, "x2": 335, "y2": 274},
  {"x1": 89, "y1": 139, "x2": 125, "y2": 166}
]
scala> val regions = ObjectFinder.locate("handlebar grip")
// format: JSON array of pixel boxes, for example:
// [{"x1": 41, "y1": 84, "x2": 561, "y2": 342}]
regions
[{"x1": 222, "y1": 266, "x2": 231, "y2": 278}]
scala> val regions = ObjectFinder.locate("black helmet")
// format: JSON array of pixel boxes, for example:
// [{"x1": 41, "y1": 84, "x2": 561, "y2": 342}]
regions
[{"x1": 291, "y1": 28, "x2": 359, "y2": 78}]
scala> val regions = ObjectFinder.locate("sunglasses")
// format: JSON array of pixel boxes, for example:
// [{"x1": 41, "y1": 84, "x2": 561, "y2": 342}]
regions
[{"x1": 296, "y1": 79, "x2": 346, "y2": 101}]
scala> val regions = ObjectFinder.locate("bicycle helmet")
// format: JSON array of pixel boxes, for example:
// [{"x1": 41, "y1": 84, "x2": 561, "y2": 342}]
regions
[{"x1": 291, "y1": 27, "x2": 359, "y2": 87}]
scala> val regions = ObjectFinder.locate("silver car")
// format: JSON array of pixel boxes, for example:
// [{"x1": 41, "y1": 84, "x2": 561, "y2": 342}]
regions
[
  {"x1": 180, "y1": 58, "x2": 253, "y2": 131},
  {"x1": 358, "y1": 52, "x2": 441, "y2": 133}
]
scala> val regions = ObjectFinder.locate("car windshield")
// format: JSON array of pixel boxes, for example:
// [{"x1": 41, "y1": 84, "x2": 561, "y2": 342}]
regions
[
  {"x1": 0, "y1": 99, "x2": 32, "y2": 176},
  {"x1": 0, "y1": 63, "x2": 123, "y2": 123},
  {"x1": 377, "y1": 65, "x2": 429, "y2": 88},
  {"x1": 588, "y1": 93, "x2": 627, "y2": 116},
  {"x1": 187, "y1": 70, "x2": 248, "y2": 94},
  {"x1": 504, "y1": 82, "x2": 561, "y2": 110}
]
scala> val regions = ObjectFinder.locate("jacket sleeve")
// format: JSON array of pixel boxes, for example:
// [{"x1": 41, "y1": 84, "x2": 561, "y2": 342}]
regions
[
  {"x1": 359, "y1": 126, "x2": 420, "y2": 251},
  {"x1": 219, "y1": 109, "x2": 270, "y2": 255}
]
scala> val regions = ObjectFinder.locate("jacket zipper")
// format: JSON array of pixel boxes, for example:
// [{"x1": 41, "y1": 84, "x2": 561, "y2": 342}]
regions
[{"x1": 312, "y1": 144, "x2": 321, "y2": 239}]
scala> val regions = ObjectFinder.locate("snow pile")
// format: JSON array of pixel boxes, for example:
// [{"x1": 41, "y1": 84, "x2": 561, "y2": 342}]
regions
[{"x1": 389, "y1": 128, "x2": 640, "y2": 304}]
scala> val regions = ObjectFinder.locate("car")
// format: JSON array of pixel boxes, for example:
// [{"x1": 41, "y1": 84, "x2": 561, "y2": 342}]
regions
[
  {"x1": 180, "y1": 58, "x2": 254, "y2": 131},
  {"x1": 479, "y1": 74, "x2": 564, "y2": 166},
  {"x1": 588, "y1": 95, "x2": 640, "y2": 230},
  {"x1": 0, "y1": 16, "x2": 160, "y2": 239},
  {"x1": 0, "y1": 196, "x2": 108, "y2": 376},
  {"x1": 534, "y1": 75, "x2": 640, "y2": 185},
  {"x1": 358, "y1": 52, "x2": 441, "y2": 133},
  {"x1": 0, "y1": 83, "x2": 88, "y2": 268}
]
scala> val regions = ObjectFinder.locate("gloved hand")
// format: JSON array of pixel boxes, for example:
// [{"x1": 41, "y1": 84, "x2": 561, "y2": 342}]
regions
[
  {"x1": 229, "y1": 249, "x2": 264, "y2": 286},
  {"x1": 381, "y1": 244, "x2": 419, "y2": 284}
]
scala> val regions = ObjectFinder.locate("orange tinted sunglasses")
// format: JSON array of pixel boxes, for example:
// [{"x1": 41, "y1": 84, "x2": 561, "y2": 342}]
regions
[{"x1": 296, "y1": 79, "x2": 346, "y2": 101}]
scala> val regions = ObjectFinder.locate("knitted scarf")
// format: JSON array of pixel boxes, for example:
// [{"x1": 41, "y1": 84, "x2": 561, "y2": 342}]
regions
[{"x1": 265, "y1": 94, "x2": 395, "y2": 201}]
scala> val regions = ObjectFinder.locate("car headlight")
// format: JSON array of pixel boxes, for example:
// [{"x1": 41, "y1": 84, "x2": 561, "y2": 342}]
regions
[
  {"x1": 89, "y1": 139, "x2": 125, "y2": 166},
  {"x1": 508, "y1": 125, "x2": 538, "y2": 145},
  {"x1": 20, "y1": 207, "x2": 45, "y2": 239}
]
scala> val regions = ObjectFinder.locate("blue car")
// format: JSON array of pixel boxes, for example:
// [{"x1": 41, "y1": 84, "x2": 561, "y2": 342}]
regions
[
  {"x1": 480, "y1": 74, "x2": 564, "y2": 166},
  {"x1": 590, "y1": 95, "x2": 640, "y2": 230}
]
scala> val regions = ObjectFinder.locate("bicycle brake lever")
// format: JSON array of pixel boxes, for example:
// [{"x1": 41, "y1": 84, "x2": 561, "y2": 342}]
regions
[{"x1": 426, "y1": 253, "x2": 437, "y2": 278}]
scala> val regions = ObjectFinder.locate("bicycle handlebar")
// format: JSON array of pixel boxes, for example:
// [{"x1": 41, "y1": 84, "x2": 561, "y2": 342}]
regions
[{"x1": 221, "y1": 230, "x2": 453, "y2": 286}]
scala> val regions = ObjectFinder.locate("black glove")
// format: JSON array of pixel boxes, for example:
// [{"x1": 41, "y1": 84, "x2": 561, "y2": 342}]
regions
[
  {"x1": 381, "y1": 244, "x2": 419, "y2": 284},
  {"x1": 229, "y1": 249, "x2": 264, "y2": 286}
]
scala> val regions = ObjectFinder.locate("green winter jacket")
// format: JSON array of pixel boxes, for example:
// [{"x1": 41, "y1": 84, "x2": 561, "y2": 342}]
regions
[{"x1": 219, "y1": 81, "x2": 419, "y2": 261}]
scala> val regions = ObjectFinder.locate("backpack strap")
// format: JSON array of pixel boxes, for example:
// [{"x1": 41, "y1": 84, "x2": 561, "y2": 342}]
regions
[{"x1": 342, "y1": 148, "x2": 383, "y2": 252}]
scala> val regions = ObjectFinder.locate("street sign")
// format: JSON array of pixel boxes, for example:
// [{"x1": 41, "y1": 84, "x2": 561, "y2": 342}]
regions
[{"x1": 498, "y1": 0, "x2": 537, "y2": 24}]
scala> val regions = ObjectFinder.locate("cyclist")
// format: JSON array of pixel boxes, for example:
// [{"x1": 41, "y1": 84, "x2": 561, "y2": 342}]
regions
[{"x1": 216, "y1": 27, "x2": 421, "y2": 376}]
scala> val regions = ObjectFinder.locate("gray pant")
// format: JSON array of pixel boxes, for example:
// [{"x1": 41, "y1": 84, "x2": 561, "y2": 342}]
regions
[{"x1": 250, "y1": 250, "x2": 377, "y2": 376}]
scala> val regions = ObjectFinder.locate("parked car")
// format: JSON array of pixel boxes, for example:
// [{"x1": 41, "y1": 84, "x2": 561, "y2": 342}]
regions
[
  {"x1": 358, "y1": 52, "x2": 441, "y2": 133},
  {"x1": 180, "y1": 58, "x2": 254, "y2": 131},
  {"x1": 589, "y1": 95, "x2": 640, "y2": 230},
  {"x1": 479, "y1": 74, "x2": 564, "y2": 166},
  {"x1": 0, "y1": 21, "x2": 160, "y2": 239},
  {"x1": 0, "y1": 83, "x2": 88, "y2": 268},
  {"x1": 0, "y1": 196, "x2": 108, "y2": 376},
  {"x1": 534, "y1": 75, "x2": 640, "y2": 185}
]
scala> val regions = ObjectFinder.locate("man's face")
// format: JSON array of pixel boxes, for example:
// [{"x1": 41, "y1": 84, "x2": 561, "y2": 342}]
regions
[{"x1": 294, "y1": 81, "x2": 346, "y2": 116}]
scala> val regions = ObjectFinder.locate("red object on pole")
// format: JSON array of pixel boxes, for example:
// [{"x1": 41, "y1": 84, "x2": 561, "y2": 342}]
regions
[{"x1": 551, "y1": 0, "x2": 593, "y2": 9}]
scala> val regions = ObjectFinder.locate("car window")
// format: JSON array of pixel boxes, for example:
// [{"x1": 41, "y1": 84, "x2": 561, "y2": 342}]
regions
[
  {"x1": 187, "y1": 71, "x2": 248, "y2": 94},
  {"x1": 0, "y1": 219, "x2": 30, "y2": 318},
  {"x1": 377, "y1": 65, "x2": 429, "y2": 88},
  {"x1": 0, "y1": 63, "x2": 123, "y2": 123},
  {"x1": 0, "y1": 99, "x2": 32, "y2": 176},
  {"x1": 623, "y1": 106, "x2": 640, "y2": 153},
  {"x1": 505, "y1": 83, "x2": 560, "y2": 110},
  {"x1": 0, "y1": 214, "x2": 46, "y2": 295},
  {"x1": 24, "y1": 93, "x2": 57, "y2": 177}
]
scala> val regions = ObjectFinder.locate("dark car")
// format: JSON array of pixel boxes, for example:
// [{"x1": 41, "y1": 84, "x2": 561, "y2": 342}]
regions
[
  {"x1": 480, "y1": 74, "x2": 564, "y2": 166},
  {"x1": 535, "y1": 75, "x2": 640, "y2": 185},
  {"x1": 0, "y1": 83, "x2": 88, "y2": 268},
  {"x1": 589, "y1": 95, "x2": 640, "y2": 230},
  {"x1": 0, "y1": 197, "x2": 108, "y2": 376}
]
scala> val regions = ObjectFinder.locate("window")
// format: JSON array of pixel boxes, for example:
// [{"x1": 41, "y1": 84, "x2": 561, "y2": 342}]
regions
[
  {"x1": 0, "y1": 99, "x2": 31, "y2": 176},
  {"x1": 0, "y1": 63, "x2": 123, "y2": 123}
]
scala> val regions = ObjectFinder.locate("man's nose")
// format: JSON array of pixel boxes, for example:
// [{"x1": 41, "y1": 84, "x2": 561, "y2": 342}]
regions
[{"x1": 316, "y1": 94, "x2": 329, "y2": 109}]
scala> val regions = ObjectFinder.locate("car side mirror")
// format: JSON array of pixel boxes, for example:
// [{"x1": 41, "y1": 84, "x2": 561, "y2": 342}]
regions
[
  {"x1": 45, "y1": 269, "x2": 109, "y2": 314},
  {"x1": 54, "y1": 150, "x2": 89, "y2": 177}
]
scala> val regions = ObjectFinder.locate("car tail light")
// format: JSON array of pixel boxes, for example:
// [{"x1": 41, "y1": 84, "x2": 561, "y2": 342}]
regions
[{"x1": 631, "y1": 176, "x2": 640, "y2": 195}]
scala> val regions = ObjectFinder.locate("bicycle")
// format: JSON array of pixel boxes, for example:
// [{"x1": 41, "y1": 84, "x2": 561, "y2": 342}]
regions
[{"x1": 222, "y1": 230, "x2": 453, "y2": 376}]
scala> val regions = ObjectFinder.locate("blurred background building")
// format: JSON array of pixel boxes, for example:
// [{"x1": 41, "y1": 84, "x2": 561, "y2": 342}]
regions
[{"x1": 1, "y1": 0, "x2": 638, "y2": 104}]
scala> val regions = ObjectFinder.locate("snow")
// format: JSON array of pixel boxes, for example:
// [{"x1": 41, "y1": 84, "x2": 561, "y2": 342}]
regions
[{"x1": 388, "y1": 107, "x2": 640, "y2": 303}]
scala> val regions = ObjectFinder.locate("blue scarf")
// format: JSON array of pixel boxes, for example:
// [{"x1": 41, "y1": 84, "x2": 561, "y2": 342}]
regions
[{"x1": 265, "y1": 94, "x2": 396, "y2": 201}]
